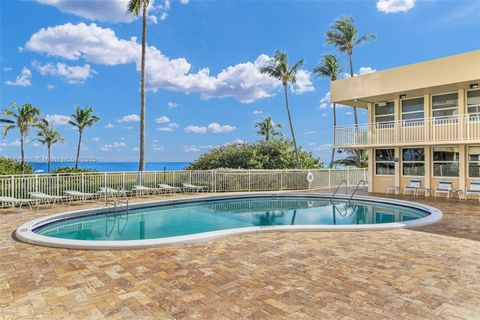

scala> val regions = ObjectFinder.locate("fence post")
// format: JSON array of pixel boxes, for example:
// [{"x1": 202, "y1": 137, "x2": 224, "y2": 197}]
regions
[
  {"x1": 173, "y1": 171, "x2": 176, "y2": 187},
  {"x1": 11, "y1": 175, "x2": 14, "y2": 198},
  {"x1": 280, "y1": 171, "x2": 283, "y2": 191},
  {"x1": 213, "y1": 171, "x2": 217, "y2": 193},
  {"x1": 189, "y1": 171, "x2": 192, "y2": 184},
  {"x1": 347, "y1": 169, "x2": 350, "y2": 187},
  {"x1": 122, "y1": 172, "x2": 126, "y2": 190},
  {"x1": 248, "y1": 170, "x2": 251, "y2": 192},
  {"x1": 56, "y1": 174, "x2": 59, "y2": 196},
  {"x1": 328, "y1": 169, "x2": 331, "y2": 189},
  {"x1": 82, "y1": 173, "x2": 85, "y2": 193}
]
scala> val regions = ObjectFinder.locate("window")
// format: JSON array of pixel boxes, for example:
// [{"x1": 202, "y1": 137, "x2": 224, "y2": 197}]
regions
[
  {"x1": 467, "y1": 89, "x2": 480, "y2": 120},
  {"x1": 403, "y1": 148, "x2": 425, "y2": 176},
  {"x1": 375, "y1": 149, "x2": 395, "y2": 175},
  {"x1": 433, "y1": 146, "x2": 459, "y2": 177},
  {"x1": 375, "y1": 102, "x2": 395, "y2": 124},
  {"x1": 402, "y1": 97, "x2": 424, "y2": 123},
  {"x1": 468, "y1": 146, "x2": 480, "y2": 178},
  {"x1": 432, "y1": 93, "x2": 458, "y2": 118}
]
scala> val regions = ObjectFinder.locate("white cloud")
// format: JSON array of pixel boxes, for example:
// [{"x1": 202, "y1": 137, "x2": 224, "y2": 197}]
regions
[
  {"x1": 318, "y1": 91, "x2": 349, "y2": 109},
  {"x1": 184, "y1": 123, "x2": 236, "y2": 134},
  {"x1": 33, "y1": 61, "x2": 95, "y2": 83},
  {"x1": 180, "y1": 0, "x2": 189, "y2": 4},
  {"x1": 314, "y1": 144, "x2": 332, "y2": 151},
  {"x1": 157, "y1": 122, "x2": 179, "y2": 132},
  {"x1": 183, "y1": 145, "x2": 213, "y2": 152},
  {"x1": 156, "y1": 115, "x2": 170, "y2": 124},
  {"x1": 0, "y1": 140, "x2": 21, "y2": 147},
  {"x1": 167, "y1": 102, "x2": 179, "y2": 108},
  {"x1": 5, "y1": 67, "x2": 31, "y2": 87},
  {"x1": 91, "y1": 137, "x2": 100, "y2": 142},
  {"x1": 152, "y1": 144, "x2": 165, "y2": 152},
  {"x1": 118, "y1": 114, "x2": 140, "y2": 123},
  {"x1": 45, "y1": 114, "x2": 71, "y2": 125},
  {"x1": 376, "y1": 0, "x2": 415, "y2": 13},
  {"x1": 292, "y1": 70, "x2": 314, "y2": 94},
  {"x1": 24, "y1": 23, "x2": 313, "y2": 103},
  {"x1": 359, "y1": 66, "x2": 377, "y2": 75},
  {"x1": 46, "y1": 84, "x2": 56, "y2": 90},
  {"x1": 122, "y1": 126, "x2": 133, "y2": 130},
  {"x1": 304, "y1": 131, "x2": 316, "y2": 135},
  {"x1": 253, "y1": 110, "x2": 263, "y2": 115},
  {"x1": 322, "y1": 112, "x2": 328, "y2": 117},
  {"x1": 35, "y1": 0, "x2": 134, "y2": 23},
  {"x1": 207, "y1": 122, "x2": 236, "y2": 133},
  {"x1": 104, "y1": 123, "x2": 114, "y2": 129},
  {"x1": 184, "y1": 125, "x2": 207, "y2": 134},
  {"x1": 99, "y1": 141, "x2": 126, "y2": 151},
  {"x1": 3, "y1": 67, "x2": 12, "y2": 71}
]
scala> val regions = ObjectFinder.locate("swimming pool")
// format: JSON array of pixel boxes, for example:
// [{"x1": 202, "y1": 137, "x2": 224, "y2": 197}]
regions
[{"x1": 16, "y1": 193, "x2": 442, "y2": 249}]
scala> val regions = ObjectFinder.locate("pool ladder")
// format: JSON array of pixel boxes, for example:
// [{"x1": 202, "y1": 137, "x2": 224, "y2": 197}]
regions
[{"x1": 330, "y1": 179, "x2": 368, "y2": 202}]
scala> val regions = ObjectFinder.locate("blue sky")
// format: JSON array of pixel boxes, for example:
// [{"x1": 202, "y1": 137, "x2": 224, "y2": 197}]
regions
[{"x1": 1, "y1": 0, "x2": 479, "y2": 163}]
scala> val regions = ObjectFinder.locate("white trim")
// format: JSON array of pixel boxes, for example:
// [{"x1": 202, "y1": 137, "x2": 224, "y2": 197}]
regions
[{"x1": 15, "y1": 193, "x2": 443, "y2": 250}]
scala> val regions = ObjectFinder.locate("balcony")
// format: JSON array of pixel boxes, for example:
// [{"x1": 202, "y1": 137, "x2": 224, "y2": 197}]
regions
[{"x1": 334, "y1": 114, "x2": 480, "y2": 148}]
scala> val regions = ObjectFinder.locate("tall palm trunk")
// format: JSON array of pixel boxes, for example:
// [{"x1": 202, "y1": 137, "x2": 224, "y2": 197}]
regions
[
  {"x1": 20, "y1": 134, "x2": 25, "y2": 173},
  {"x1": 330, "y1": 102, "x2": 337, "y2": 168},
  {"x1": 138, "y1": 2, "x2": 147, "y2": 172},
  {"x1": 75, "y1": 130, "x2": 82, "y2": 169},
  {"x1": 348, "y1": 53, "x2": 361, "y2": 168},
  {"x1": 283, "y1": 85, "x2": 300, "y2": 169},
  {"x1": 47, "y1": 145, "x2": 51, "y2": 173}
]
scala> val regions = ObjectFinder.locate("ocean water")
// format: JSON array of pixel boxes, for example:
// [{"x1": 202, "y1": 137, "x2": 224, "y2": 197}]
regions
[{"x1": 30, "y1": 162, "x2": 190, "y2": 173}]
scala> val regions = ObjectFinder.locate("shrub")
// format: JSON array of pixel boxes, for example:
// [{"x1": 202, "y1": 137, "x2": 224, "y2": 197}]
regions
[
  {"x1": 186, "y1": 140, "x2": 324, "y2": 170},
  {"x1": 0, "y1": 157, "x2": 33, "y2": 175},
  {"x1": 52, "y1": 166, "x2": 97, "y2": 174}
]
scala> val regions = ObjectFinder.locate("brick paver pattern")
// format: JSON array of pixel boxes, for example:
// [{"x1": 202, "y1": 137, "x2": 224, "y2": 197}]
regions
[{"x1": 1, "y1": 192, "x2": 479, "y2": 319}]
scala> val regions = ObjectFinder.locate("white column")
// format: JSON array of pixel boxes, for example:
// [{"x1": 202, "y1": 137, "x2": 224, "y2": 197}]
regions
[{"x1": 368, "y1": 148, "x2": 374, "y2": 193}]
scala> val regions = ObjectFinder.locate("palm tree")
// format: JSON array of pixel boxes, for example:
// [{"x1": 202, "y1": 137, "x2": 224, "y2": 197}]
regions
[
  {"x1": 0, "y1": 103, "x2": 40, "y2": 173},
  {"x1": 254, "y1": 116, "x2": 282, "y2": 142},
  {"x1": 128, "y1": 0, "x2": 150, "y2": 171},
  {"x1": 35, "y1": 119, "x2": 64, "y2": 173},
  {"x1": 313, "y1": 54, "x2": 340, "y2": 168},
  {"x1": 326, "y1": 16, "x2": 375, "y2": 167},
  {"x1": 333, "y1": 149, "x2": 368, "y2": 168},
  {"x1": 69, "y1": 106, "x2": 100, "y2": 169},
  {"x1": 261, "y1": 51, "x2": 304, "y2": 168}
]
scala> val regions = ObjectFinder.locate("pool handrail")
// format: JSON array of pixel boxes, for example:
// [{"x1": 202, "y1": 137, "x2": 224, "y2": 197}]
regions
[{"x1": 330, "y1": 180, "x2": 348, "y2": 201}]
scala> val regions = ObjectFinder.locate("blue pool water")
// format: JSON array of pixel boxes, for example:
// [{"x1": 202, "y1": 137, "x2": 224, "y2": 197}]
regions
[{"x1": 36, "y1": 197, "x2": 429, "y2": 241}]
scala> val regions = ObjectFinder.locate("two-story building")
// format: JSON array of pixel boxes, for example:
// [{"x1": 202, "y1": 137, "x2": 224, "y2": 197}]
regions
[{"x1": 331, "y1": 50, "x2": 480, "y2": 195}]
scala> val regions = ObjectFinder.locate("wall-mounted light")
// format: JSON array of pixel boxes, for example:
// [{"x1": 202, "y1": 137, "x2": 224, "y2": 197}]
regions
[
  {"x1": 470, "y1": 83, "x2": 479, "y2": 89},
  {"x1": 399, "y1": 94, "x2": 407, "y2": 99},
  {"x1": 377, "y1": 102, "x2": 387, "y2": 107}
]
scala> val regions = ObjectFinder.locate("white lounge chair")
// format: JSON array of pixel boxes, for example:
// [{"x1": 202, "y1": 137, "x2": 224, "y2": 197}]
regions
[
  {"x1": 403, "y1": 179, "x2": 422, "y2": 196},
  {"x1": 158, "y1": 184, "x2": 182, "y2": 194},
  {"x1": 132, "y1": 185, "x2": 163, "y2": 196},
  {"x1": 29, "y1": 192, "x2": 67, "y2": 207},
  {"x1": 182, "y1": 183, "x2": 208, "y2": 193},
  {"x1": 434, "y1": 181, "x2": 453, "y2": 198},
  {"x1": 465, "y1": 181, "x2": 480, "y2": 201},
  {"x1": 64, "y1": 190, "x2": 97, "y2": 204},
  {"x1": 0, "y1": 196, "x2": 34, "y2": 209}
]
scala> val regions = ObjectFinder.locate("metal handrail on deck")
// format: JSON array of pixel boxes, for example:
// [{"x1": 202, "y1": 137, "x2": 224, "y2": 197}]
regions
[
  {"x1": 349, "y1": 180, "x2": 368, "y2": 201},
  {"x1": 330, "y1": 180, "x2": 348, "y2": 201}
]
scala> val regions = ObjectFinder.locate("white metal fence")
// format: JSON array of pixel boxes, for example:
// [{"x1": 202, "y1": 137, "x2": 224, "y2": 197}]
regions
[{"x1": 0, "y1": 169, "x2": 367, "y2": 203}]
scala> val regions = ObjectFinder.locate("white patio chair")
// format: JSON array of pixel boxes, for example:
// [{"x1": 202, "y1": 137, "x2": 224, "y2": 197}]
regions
[
  {"x1": 132, "y1": 185, "x2": 163, "y2": 196},
  {"x1": 182, "y1": 183, "x2": 208, "y2": 193},
  {"x1": 158, "y1": 184, "x2": 182, "y2": 194},
  {"x1": 434, "y1": 181, "x2": 453, "y2": 198},
  {"x1": 29, "y1": 192, "x2": 67, "y2": 207},
  {"x1": 465, "y1": 181, "x2": 480, "y2": 201},
  {"x1": 403, "y1": 179, "x2": 422, "y2": 196},
  {"x1": 0, "y1": 196, "x2": 34, "y2": 210},
  {"x1": 64, "y1": 190, "x2": 97, "y2": 204}
]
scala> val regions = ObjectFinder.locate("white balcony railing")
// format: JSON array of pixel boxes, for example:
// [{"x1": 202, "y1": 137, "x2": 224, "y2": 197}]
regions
[{"x1": 334, "y1": 114, "x2": 480, "y2": 147}]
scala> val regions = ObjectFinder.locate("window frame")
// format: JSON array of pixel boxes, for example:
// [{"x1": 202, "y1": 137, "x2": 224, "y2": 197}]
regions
[
  {"x1": 374, "y1": 101, "x2": 395, "y2": 125},
  {"x1": 468, "y1": 145, "x2": 480, "y2": 179},
  {"x1": 431, "y1": 92, "x2": 459, "y2": 119},
  {"x1": 375, "y1": 148, "x2": 395, "y2": 176},
  {"x1": 401, "y1": 96, "x2": 425, "y2": 123},
  {"x1": 432, "y1": 146, "x2": 460, "y2": 178},
  {"x1": 466, "y1": 89, "x2": 480, "y2": 119},
  {"x1": 402, "y1": 148, "x2": 425, "y2": 177}
]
